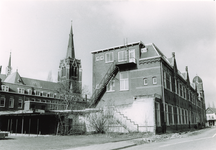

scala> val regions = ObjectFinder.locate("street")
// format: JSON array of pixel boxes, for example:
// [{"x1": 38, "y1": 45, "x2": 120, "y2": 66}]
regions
[{"x1": 125, "y1": 127, "x2": 216, "y2": 150}]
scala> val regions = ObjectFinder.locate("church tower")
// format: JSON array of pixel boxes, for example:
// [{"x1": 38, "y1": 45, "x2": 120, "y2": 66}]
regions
[
  {"x1": 6, "y1": 52, "x2": 12, "y2": 76},
  {"x1": 58, "y1": 24, "x2": 82, "y2": 94}
]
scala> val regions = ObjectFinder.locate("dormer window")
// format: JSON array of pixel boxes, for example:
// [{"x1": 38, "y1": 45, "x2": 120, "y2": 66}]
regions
[
  {"x1": 34, "y1": 90, "x2": 41, "y2": 96},
  {"x1": 28, "y1": 89, "x2": 32, "y2": 95},
  {"x1": 42, "y1": 92, "x2": 47, "y2": 97},
  {"x1": 49, "y1": 93, "x2": 54, "y2": 98},
  {"x1": 17, "y1": 88, "x2": 25, "y2": 94},
  {"x1": 1, "y1": 85, "x2": 9, "y2": 92}
]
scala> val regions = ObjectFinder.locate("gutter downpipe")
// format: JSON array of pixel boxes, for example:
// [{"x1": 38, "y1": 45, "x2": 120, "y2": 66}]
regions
[{"x1": 160, "y1": 59, "x2": 166, "y2": 133}]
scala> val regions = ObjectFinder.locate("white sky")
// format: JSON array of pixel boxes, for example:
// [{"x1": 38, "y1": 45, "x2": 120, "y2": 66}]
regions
[{"x1": 0, "y1": 0, "x2": 216, "y2": 106}]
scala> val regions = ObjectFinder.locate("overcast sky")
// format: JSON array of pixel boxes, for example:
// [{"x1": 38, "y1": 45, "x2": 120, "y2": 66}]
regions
[{"x1": 0, "y1": 0, "x2": 215, "y2": 106}]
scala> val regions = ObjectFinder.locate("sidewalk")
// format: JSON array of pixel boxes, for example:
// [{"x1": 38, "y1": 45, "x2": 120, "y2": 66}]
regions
[{"x1": 65, "y1": 140, "x2": 137, "y2": 150}]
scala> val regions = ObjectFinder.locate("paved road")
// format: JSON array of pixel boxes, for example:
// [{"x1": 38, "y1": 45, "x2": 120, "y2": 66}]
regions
[{"x1": 125, "y1": 127, "x2": 216, "y2": 150}]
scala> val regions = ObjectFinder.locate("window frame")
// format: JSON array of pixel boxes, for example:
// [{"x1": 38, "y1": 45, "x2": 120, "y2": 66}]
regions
[
  {"x1": 155, "y1": 102, "x2": 161, "y2": 126},
  {"x1": 120, "y1": 72, "x2": 129, "y2": 91},
  {"x1": 0, "y1": 97, "x2": 6, "y2": 107},
  {"x1": 18, "y1": 99, "x2": 23, "y2": 109},
  {"x1": 9, "y1": 98, "x2": 14, "y2": 108},
  {"x1": 143, "y1": 78, "x2": 148, "y2": 86},
  {"x1": 107, "y1": 79, "x2": 115, "y2": 92},
  {"x1": 118, "y1": 50, "x2": 127, "y2": 62},
  {"x1": 105, "y1": 52, "x2": 114, "y2": 63},
  {"x1": 152, "y1": 77, "x2": 157, "y2": 85}
]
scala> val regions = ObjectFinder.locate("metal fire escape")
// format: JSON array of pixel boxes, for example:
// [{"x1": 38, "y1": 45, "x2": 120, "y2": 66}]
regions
[
  {"x1": 89, "y1": 61, "x2": 119, "y2": 108},
  {"x1": 89, "y1": 48, "x2": 137, "y2": 108}
]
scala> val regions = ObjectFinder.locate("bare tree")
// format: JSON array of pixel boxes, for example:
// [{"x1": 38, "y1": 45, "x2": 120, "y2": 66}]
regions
[
  {"x1": 47, "y1": 70, "x2": 53, "y2": 82},
  {"x1": 212, "y1": 101, "x2": 215, "y2": 108}
]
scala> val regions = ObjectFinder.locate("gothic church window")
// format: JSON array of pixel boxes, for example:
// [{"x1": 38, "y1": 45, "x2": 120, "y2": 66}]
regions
[{"x1": 62, "y1": 67, "x2": 66, "y2": 77}]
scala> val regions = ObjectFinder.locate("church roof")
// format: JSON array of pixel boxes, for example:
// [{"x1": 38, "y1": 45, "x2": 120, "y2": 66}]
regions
[
  {"x1": 4, "y1": 71, "x2": 24, "y2": 85},
  {"x1": 66, "y1": 24, "x2": 75, "y2": 59},
  {"x1": 1, "y1": 71, "x2": 61, "y2": 92},
  {"x1": 206, "y1": 107, "x2": 216, "y2": 114}
]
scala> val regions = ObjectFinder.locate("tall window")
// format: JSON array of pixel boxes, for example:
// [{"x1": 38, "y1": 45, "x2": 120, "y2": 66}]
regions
[
  {"x1": 175, "y1": 80, "x2": 177, "y2": 94},
  {"x1": 107, "y1": 79, "x2": 115, "y2": 92},
  {"x1": 166, "y1": 73, "x2": 171, "y2": 90},
  {"x1": 177, "y1": 107, "x2": 179, "y2": 124},
  {"x1": 120, "y1": 72, "x2": 129, "y2": 91},
  {"x1": 0, "y1": 97, "x2": 5, "y2": 107},
  {"x1": 180, "y1": 84, "x2": 183, "y2": 97},
  {"x1": 18, "y1": 99, "x2": 23, "y2": 108},
  {"x1": 168, "y1": 105, "x2": 173, "y2": 125},
  {"x1": 105, "y1": 52, "x2": 114, "y2": 63},
  {"x1": 166, "y1": 104, "x2": 169, "y2": 125},
  {"x1": 155, "y1": 102, "x2": 161, "y2": 126},
  {"x1": 180, "y1": 108, "x2": 183, "y2": 124},
  {"x1": 62, "y1": 67, "x2": 66, "y2": 77},
  {"x1": 118, "y1": 51, "x2": 127, "y2": 62},
  {"x1": 9, "y1": 98, "x2": 14, "y2": 108},
  {"x1": 185, "y1": 110, "x2": 188, "y2": 124}
]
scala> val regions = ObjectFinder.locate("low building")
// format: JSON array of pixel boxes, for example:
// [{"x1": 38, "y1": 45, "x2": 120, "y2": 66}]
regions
[{"x1": 206, "y1": 107, "x2": 216, "y2": 126}]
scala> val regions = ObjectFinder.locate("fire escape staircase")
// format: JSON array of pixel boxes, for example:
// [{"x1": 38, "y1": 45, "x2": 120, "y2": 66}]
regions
[{"x1": 89, "y1": 61, "x2": 119, "y2": 108}]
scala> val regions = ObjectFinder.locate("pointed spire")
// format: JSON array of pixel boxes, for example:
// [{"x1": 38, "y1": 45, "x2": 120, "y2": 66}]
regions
[
  {"x1": 8, "y1": 52, "x2": 11, "y2": 68},
  {"x1": 66, "y1": 21, "x2": 75, "y2": 59},
  {"x1": 6, "y1": 52, "x2": 12, "y2": 76}
]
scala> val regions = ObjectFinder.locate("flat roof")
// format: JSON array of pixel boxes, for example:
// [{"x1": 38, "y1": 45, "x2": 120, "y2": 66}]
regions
[{"x1": 91, "y1": 41, "x2": 144, "y2": 54}]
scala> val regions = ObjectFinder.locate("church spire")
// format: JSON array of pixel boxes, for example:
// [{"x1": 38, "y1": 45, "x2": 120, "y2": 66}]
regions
[
  {"x1": 6, "y1": 52, "x2": 12, "y2": 76},
  {"x1": 66, "y1": 22, "x2": 75, "y2": 59}
]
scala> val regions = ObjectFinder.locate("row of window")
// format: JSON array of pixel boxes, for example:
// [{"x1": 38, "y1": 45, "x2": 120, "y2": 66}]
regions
[
  {"x1": 0, "y1": 97, "x2": 23, "y2": 108},
  {"x1": 163, "y1": 71, "x2": 199, "y2": 106},
  {"x1": 143, "y1": 77, "x2": 157, "y2": 85},
  {"x1": 0, "y1": 96, "x2": 67, "y2": 109},
  {"x1": 155, "y1": 103, "x2": 198, "y2": 127},
  {"x1": 95, "y1": 49, "x2": 136, "y2": 63},
  {"x1": 104, "y1": 74, "x2": 158, "y2": 92},
  {"x1": 1, "y1": 85, "x2": 60, "y2": 99}
]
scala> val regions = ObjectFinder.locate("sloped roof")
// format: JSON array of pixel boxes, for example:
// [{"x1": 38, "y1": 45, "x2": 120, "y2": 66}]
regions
[
  {"x1": 91, "y1": 41, "x2": 144, "y2": 54},
  {"x1": 66, "y1": 24, "x2": 75, "y2": 58},
  {"x1": 4, "y1": 72, "x2": 24, "y2": 84},
  {"x1": 206, "y1": 107, "x2": 216, "y2": 114},
  {"x1": 0, "y1": 74, "x2": 6, "y2": 81},
  {"x1": 21, "y1": 77, "x2": 60, "y2": 90}
]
